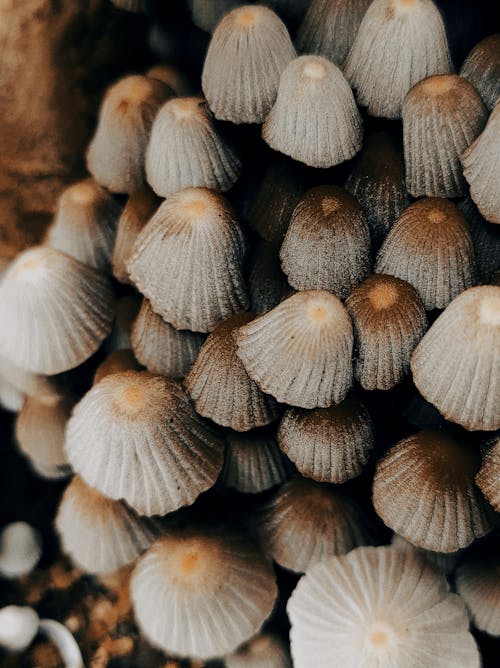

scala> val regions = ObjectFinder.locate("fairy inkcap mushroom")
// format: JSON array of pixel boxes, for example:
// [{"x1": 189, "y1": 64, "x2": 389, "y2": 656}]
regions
[
  {"x1": 56, "y1": 476, "x2": 163, "y2": 575},
  {"x1": 258, "y1": 476, "x2": 372, "y2": 573},
  {"x1": 372, "y1": 429, "x2": 492, "y2": 552},
  {"x1": 221, "y1": 429, "x2": 291, "y2": 493},
  {"x1": 345, "y1": 130, "x2": 410, "y2": 249},
  {"x1": 0, "y1": 246, "x2": 114, "y2": 375},
  {"x1": 460, "y1": 34, "x2": 500, "y2": 111},
  {"x1": 236, "y1": 290, "x2": 353, "y2": 409},
  {"x1": 46, "y1": 178, "x2": 121, "y2": 271},
  {"x1": 346, "y1": 274, "x2": 428, "y2": 390},
  {"x1": 456, "y1": 554, "x2": 500, "y2": 636},
  {"x1": 128, "y1": 187, "x2": 248, "y2": 332},
  {"x1": 112, "y1": 187, "x2": 159, "y2": 284},
  {"x1": 185, "y1": 313, "x2": 280, "y2": 431},
  {"x1": 476, "y1": 435, "x2": 500, "y2": 512},
  {"x1": 375, "y1": 198, "x2": 476, "y2": 310},
  {"x1": 344, "y1": 0, "x2": 452, "y2": 119},
  {"x1": 93, "y1": 349, "x2": 143, "y2": 385},
  {"x1": 225, "y1": 632, "x2": 291, "y2": 668},
  {"x1": 296, "y1": 0, "x2": 371, "y2": 66},
  {"x1": 145, "y1": 97, "x2": 241, "y2": 197},
  {"x1": 403, "y1": 75, "x2": 488, "y2": 198},
  {"x1": 287, "y1": 545, "x2": 480, "y2": 668},
  {"x1": 461, "y1": 101, "x2": 500, "y2": 224},
  {"x1": 262, "y1": 55, "x2": 362, "y2": 168},
  {"x1": 278, "y1": 396, "x2": 374, "y2": 484},
  {"x1": 202, "y1": 5, "x2": 296, "y2": 124},
  {"x1": 87, "y1": 74, "x2": 173, "y2": 193},
  {"x1": 131, "y1": 298, "x2": 204, "y2": 379},
  {"x1": 280, "y1": 186, "x2": 371, "y2": 298},
  {"x1": 65, "y1": 371, "x2": 225, "y2": 516},
  {"x1": 16, "y1": 395, "x2": 73, "y2": 480},
  {"x1": 130, "y1": 525, "x2": 278, "y2": 658},
  {"x1": 411, "y1": 285, "x2": 500, "y2": 431}
]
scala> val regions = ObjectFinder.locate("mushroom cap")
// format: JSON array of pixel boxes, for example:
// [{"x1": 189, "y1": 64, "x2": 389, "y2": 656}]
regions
[
  {"x1": 411, "y1": 285, "x2": 500, "y2": 431},
  {"x1": 459, "y1": 196, "x2": 500, "y2": 282},
  {"x1": 346, "y1": 273, "x2": 428, "y2": 390},
  {"x1": 344, "y1": 0, "x2": 452, "y2": 119},
  {"x1": 93, "y1": 349, "x2": 142, "y2": 385},
  {"x1": 460, "y1": 33, "x2": 500, "y2": 110},
  {"x1": 16, "y1": 395, "x2": 73, "y2": 480},
  {"x1": 0, "y1": 606, "x2": 39, "y2": 653},
  {"x1": 185, "y1": 312, "x2": 280, "y2": 431},
  {"x1": 476, "y1": 435, "x2": 500, "y2": 512},
  {"x1": 236, "y1": 290, "x2": 353, "y2": 409},
  {"x1": 0, "y1": 246, "x2": 114, "y2": 375},
  {"x1": 65, "y1": 371, "x2": 225, "y2": 516},
  {"x1": 262, "y1": 55, "x2": 362, "y2": 167},
  {"x1": 296, "y1": 0, "x2": 371, "y2": 66},
  {"x1": 202, "y1": 5, "x2": 296, "y2": 124},
  {"x1": 280, "y1": 186, "x2": 371, "y2": 298},
  {"x1": 456, "y1": 555, "x2": 500, "y2": 636},
  {"x1": 46, "y1": 178, "x2": 121, "y2": 271},
  {"x1": 247, "y1": 240, "x2": 290, "y2": 314},
  {"x1": 189, "y1": 0, "x2": 244, "y2": 34},
  {"x1": 375, "y1": 198, "x2": 476, "y2": 310},
  {"x1": 107, "y1": 294, "x2": 142, "y2": 352},
  {"x1": 462, "y1": 102, "x2": 500, "y2": 224},
  {"x1": 373, "y1": 429, "x2": 492, "y2": 552},
  {"x1": 145, "y1": 97, "x2": 241, "y2": 197},
  {"x1": 56, "y1": 476, "x2": 163, "y2": 574},
  {"x1": 225, "y1": 632, "x2": 291, "y2": 668},
  {"x1": 248, "y1": 156, "x2": 306, "y2": 244},
  {"x1": 278, "y1": 396, "x2": 374, "y2": 483},
  {"x1": 345, "y1": 130, "x2": 409, "y2": 249},
  {"x1": 128, "y1": 187, "x2": 248, "y2": 332},
  {"x1": 221, "y1": 430, "x2": 291, "y2": 493},
  {"x1": 112, "y1": 187, "x2": 159, "y2": 284},
  {"x1": 403, "y1": 75, "x2": 488, "y2": 198},
  {"x1": 287, "y1": 545, "x2": 480, "y2": 668},
  {"x1": 0, "y1": 522, "x2": 42, "y2": 579},
  {"x1": 146, "y1": 63, "x2": 194, "y2": 97},
  {"x1": 87, "y1": 74, "x2": 173, "y2": 194},
  {"x1": 131, "y1": 298, "x2": 204, "y2": 379},
  {"x1": 258, "y1": 476, "x2": 372, "y2": 573},
  {"x1": 131, "y1": 526, "x2": 278, "y2": 659}
]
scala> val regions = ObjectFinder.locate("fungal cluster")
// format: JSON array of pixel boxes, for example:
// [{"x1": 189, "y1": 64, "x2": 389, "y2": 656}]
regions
[{"x1": 0, "y1": 1, "x2": 499, "y2": 666}]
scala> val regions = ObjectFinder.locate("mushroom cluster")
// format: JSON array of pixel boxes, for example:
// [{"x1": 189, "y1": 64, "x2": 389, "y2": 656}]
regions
[{"x1": 1, "y1": 0, "x2": 499, "y2": 666}]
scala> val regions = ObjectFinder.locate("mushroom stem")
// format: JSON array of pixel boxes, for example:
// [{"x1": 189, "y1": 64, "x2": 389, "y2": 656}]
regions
[{"x1": 38, "y1": 619, "x2": 84, "y2": 668}]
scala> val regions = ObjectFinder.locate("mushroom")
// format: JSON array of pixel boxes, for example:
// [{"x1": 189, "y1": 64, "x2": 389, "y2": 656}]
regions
[
  {"x1": 375, "y1": 198, "x2": 476, "y2": 310},
  {"x1": 280, "y1": 186, "x2": 371, "y2": 297},
  {"x1": 344, "y1": 0, "x2": 452, "y2": 119},
  {"x1": 128, "y1": 187, "x2": 248, "y2": 332},
  {"x1": 258, "y1": 476, "x2": 372, "y2": 573},
  {"x1": 236, "y1": 290, "x2": 353, "y2": 408},
  {"x1": 202, "y1": 5, "x2": 296, "y2": 124},
  {"x1": 145, "y1": 97, "x2": 241, "y2": 197},
  {"x1": 131, "y1": 524, "x2": 278, "y2": 658},
  {"x1": 185, "y1": 312, "x2": 280, "y2": 431},
  {"x1": 0, "y1": 246, "x2": 114, "y2": 375},
  {"x1": 296, "y1": 0, "x2": 371, "y2": 66},
  {"x1": 65, "y1": 371, "x2": 225, "y2": 516},
  {"x1": 403, "y1": 75, "x2": 488, "y2": 198},
  {"x1": 287, "y1": 546, "x2": 480, "y2": 667},
  {"x1": 263, "y1": 55, "x2": 362, "y2": 167}
]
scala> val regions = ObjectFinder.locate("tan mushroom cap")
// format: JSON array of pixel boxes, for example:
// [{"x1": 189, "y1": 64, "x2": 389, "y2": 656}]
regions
[{"x1": 373, "y1": 429, "x2": 492, "y2": 552}]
